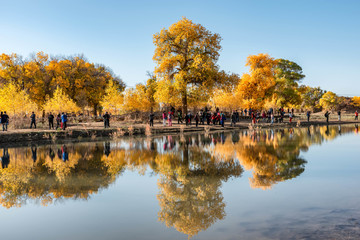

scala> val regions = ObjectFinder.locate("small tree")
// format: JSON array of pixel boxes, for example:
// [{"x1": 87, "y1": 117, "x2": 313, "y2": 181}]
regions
[
  {"x1": 100, "y1": 80, "x2": 124, "y2": 114},
  {"x1": 236, "y1": 54, "x2": 278, "y2": 109},
  {"x1": 0, "y1": 82, "x2": 38, "y2": 115},
  {"x1": 43, "y1": 87, "x2": 80, "y2": 114},
  {"x1": 319, "y1": 91, "x2": 339, "y2": 110}
]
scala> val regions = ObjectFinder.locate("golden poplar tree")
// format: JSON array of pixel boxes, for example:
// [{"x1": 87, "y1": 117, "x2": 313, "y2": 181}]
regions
[
  {"x1": 100, "y1": 80, "x2": 124, "y2": 114},
  {"x1": 43, "y1": 87, "x2": 80, "y2": 113},
  {"x1": 236, "y1": 54, "x2": 278, "y2": 109},
  {"x1": 319, "y1": 91, "x2": 339, "y2": 110},
  {"x1": 153, "y1": 17, "x2": 222, "y2": 113},
  {"x1": 0, "y1": 82, "x2": 37, "y2": 115}
]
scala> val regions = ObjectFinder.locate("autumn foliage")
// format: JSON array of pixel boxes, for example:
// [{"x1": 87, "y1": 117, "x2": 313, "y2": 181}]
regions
[
  {"x1": 0, "y1": 18, "x2": 354, "y2": 117},
  {"x1": 0, "y1": 52, "x2": 125, "y2": 115}
]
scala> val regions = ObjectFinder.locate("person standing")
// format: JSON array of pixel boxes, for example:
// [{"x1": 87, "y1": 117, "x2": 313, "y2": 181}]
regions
[
  {"x1": 289, "y1": 112, "x2": 293, "y2": 123},
  {"x1": 203, "y1": 110, "x2": 207, "y2": 125},
  {"x1": 30, "y1": 112, "x2": 36, "y2": 129},
  {"x1": 1, "y1": 111, "x2": 9, "y2": 131},
  {"x1": 149, "y1": 112, "x2": 154, "y2": 127},
  {"x1": 56, "y1": 113, "x2": 61, "y2": 129},
  {"x1": 61, "y1": 112, "x2": 68, "y2": 130},
  {"x1": 251, "y1": 112, "x2": 256, "y2": 124},
  {"x1": 168, "y1": 111, "x2": 172, "y2": 126},
  {"x1": 48, "y1": 112, "x2": 54, "y2": 129},
  {"x1": 199, "y1": 110, "x2": 204, "y2": 125},
  {"x1": 325, "y1": 111, "x2": 330, "y2": 123},
  {"x1": 103, "y1": 112, "x2": 110, "y2": 128},
  {"x1": 220, "y1": 112, "x2": 226, "y2": 127},
  {"x1": 207, "y1": 112, "x2": 211, "y2": 125},
  {"x1": 184, "y1": 113, "x2": 189, "y2": 126},
  {"x1": 162, "y1": 111, "x2": 167, "y2": 127},
  {"x1": 231, "y1": 111, "x2": 236, "y2": 126},
  {"x1": 177, "y1": 110, "x2": 182, "y2": 124},
  {"x1": 212, "y1": 112, "x2": 216, "y2": 125},
  {"x1": 271, "y1": 113, "x2": 274, "y2": 125},
  {"x1": 262, "y1": 111, "x2": 266, "y2": 123},
  {"x1": 337, "y1": 110, "x2": 341, "y2": 121},
  {"x1": 195, "y1": 113, "x2": 199, "y2": 127},
  {"x1": 355, "y1": 110, "x2": 359, "y2": 120},
  {"x1": 306, "y1": 111, "x2": 311, "y2": 122}
]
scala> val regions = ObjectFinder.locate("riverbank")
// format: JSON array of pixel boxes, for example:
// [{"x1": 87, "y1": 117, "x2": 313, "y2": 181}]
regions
[{"x1": 0, "y1": 117, "x2": 359, "y2": 147}]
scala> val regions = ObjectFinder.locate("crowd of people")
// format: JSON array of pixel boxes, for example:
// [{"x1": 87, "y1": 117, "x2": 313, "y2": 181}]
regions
[
  {"x1": 159, "y1": 107, "x2": 305, "y2": 128},
  {"x1": 158, "y1": 107, "x2": 359, "y2": 128},
  {"x1": 0, "y1": 108, "x2": 358, "y2": 132},
  {"x1": 29, "y1": 112, "x2": 69, "y2": 130}
]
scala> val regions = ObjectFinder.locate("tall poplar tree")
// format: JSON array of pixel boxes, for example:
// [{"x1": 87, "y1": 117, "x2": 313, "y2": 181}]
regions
[{"x1": 153, "y1": 17, "x2": 222, "y2": 113}]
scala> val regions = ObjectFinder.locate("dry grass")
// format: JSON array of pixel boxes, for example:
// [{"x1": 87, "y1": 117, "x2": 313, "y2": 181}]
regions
[
  {"x1": 128, "y1": 125, "x2": 134, "y2": 136},
  {"x1": 110, "y1": 128, "x2": 125, "y2": 140},
  {"x1": 145, "y1": 124, "x2": 152, "y2": 137},
  {"x1": 204, "y1": 126, "x2": 210, "y2": 135},
  {"x1": 180, "y1": 124, "x2": 185, "y2": 134}
]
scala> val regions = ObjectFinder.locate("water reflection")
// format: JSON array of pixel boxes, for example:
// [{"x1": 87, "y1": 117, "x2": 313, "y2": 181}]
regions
[{"x1": 0, "y1": 124, "x2": 358, "y2": 237}]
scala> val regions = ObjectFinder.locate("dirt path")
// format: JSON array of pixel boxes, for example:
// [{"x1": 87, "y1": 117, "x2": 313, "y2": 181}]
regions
[{"x1": 0, "y1": 115, "x2": 359, "y2": 147}]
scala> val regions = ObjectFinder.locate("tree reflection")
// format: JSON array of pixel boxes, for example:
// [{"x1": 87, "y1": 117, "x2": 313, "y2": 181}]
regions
[
  {"x1": 155, "y1": 146, "x2": 242, "y2": 238},
  {"x1": 0, "y1": 124, "x2": 358, "y2": 236}
]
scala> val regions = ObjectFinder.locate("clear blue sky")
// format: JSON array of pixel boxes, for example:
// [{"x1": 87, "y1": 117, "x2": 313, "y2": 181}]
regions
[{"x1": 0, "y1": 0, "x2": 359, "y2": 96}]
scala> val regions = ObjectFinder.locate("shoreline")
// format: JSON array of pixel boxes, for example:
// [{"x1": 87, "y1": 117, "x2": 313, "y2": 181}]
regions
[{"x1": 0, "y1": 120, "x2": 358, "y2": 147}]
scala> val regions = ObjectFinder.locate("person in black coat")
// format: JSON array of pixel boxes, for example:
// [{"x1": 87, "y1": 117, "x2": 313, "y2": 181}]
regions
[
  {"x1": 103, "y1": 112, "x2": 111, "y2": 128},
  {"x1": 30, "y1": 112, "x2": 36, "y2": 129},
  {"x1": 48, "y1": 112, "x2": 54, "y2": 129},
  {"x1": 1, "y1": 111, "x2": 9, "y2": 131}
]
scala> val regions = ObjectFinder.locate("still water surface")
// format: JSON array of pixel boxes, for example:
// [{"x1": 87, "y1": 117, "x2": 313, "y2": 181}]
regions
[{"x1": 0, "y1": 125, "x2": 359, "y2": 240}]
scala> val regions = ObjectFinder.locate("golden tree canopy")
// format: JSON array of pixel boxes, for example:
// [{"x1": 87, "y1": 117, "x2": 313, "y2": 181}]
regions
[
  {"x1": 100, "y1": 80, "x2": 124, "y2": 114},
  {"x1": 236, "y1": 54, "x2": 278, "y2": 109},
  {"x1": 153, "y1": 17, "x2": 222, "y2": 112},
  {"x1": 352, "y1": 96, "x2": 360, "y2": 107},
  {"x1": 319, "y1": 91, "x2": 339, "y2": 110},
  {"x1": 0, "y1": 82, "x2": 38, "y2": 115},
  {"x1": 43, "y1": 87, "x2": 81, "y2": 113}
]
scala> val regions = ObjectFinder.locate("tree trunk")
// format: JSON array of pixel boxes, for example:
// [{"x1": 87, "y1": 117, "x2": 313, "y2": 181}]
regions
[
  {"x1": 93, "y1": 104, "x2": 98, "y2": 116},
  {"x1": 182, "y1": 90, "x2": 188, "y2": 115}
]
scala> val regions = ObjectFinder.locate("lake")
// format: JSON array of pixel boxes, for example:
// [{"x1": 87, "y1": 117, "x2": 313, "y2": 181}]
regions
[{"x1": 0, "y1": 124, "x2": 359, "y2": 240}]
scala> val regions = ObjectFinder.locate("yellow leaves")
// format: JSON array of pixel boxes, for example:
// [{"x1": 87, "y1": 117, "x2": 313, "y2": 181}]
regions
[
  {"x1": 0, "y1": 82, "x2": 38, "y2": 115},
  {"x1": 100, "y1": 80, "x2": 124, "y2": 114},
  {"x1": 235, "y1": 54, "x2": 277, "y2": 109},
  {"x1": 43, "y1": 151, "x2": 81, "y2": 182},
  {"x1": 154, "y1": 79, "x2": 181, "y2": 107},
  {"x1": 352, "y1": 96, "x2": 360, "y2": 107},
  {"x1": 0, "y1": 52, "x2": 125, "y2": 114},
  {"x1": 210, "y1": 88, "x2": 241, "y2": 110},
  {"x1": 43, "y1": 87, "x2": 81, "y2": 113},
  {"x1": 153, "y1": 17, "x2": 222, "y2": 111},
  {"x1": 319, "y1": 91, "x2": 339, "y2": 110}
]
